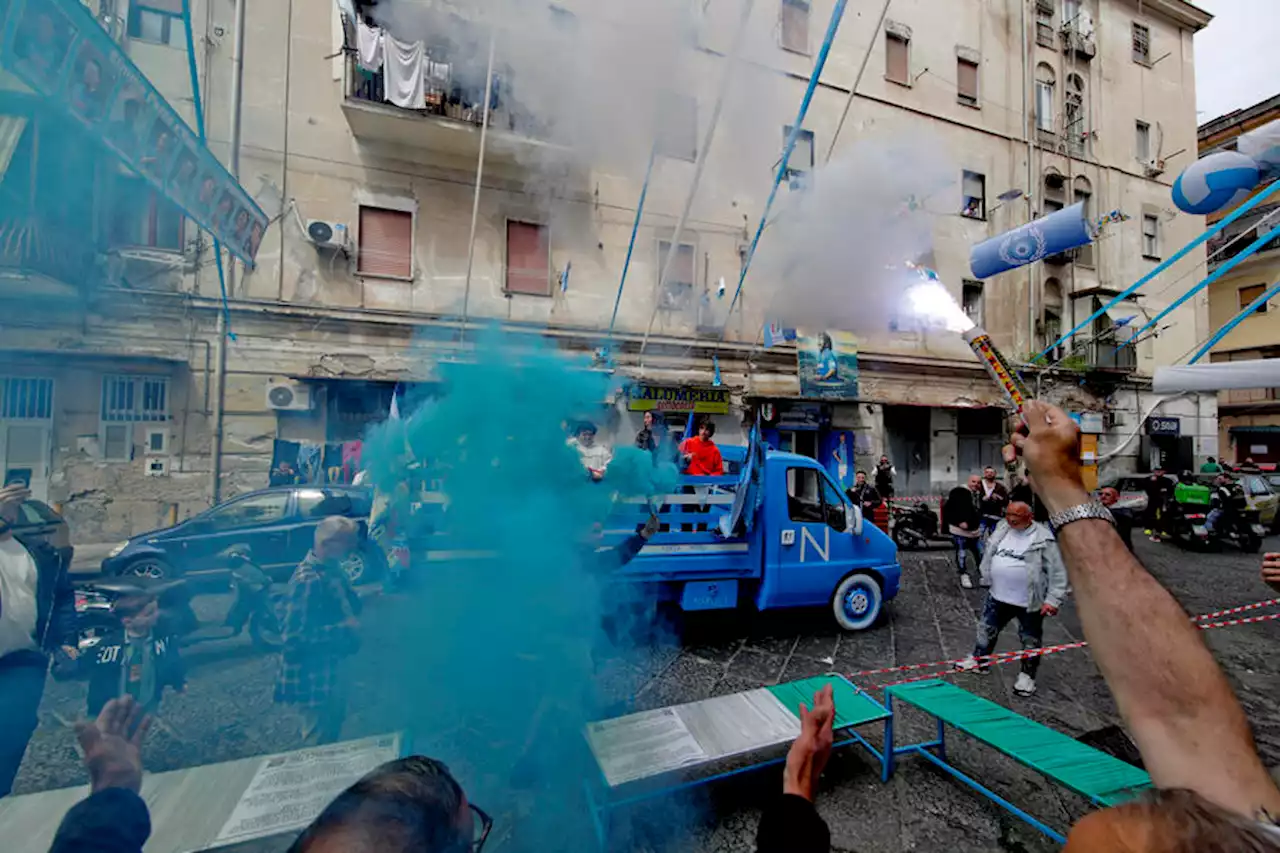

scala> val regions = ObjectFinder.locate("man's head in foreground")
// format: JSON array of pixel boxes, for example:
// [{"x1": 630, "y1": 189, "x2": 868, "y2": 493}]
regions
[{"x1": 289, "y1": 756, "x2": 488, "y2": 853}]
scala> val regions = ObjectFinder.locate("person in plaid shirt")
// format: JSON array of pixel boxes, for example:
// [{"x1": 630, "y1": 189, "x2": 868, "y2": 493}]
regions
[{"x1": 275, "y1": 516, "x2": 362, "y2": 745}]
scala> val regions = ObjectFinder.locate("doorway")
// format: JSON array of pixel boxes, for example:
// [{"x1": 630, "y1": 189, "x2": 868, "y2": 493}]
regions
[
  {"x1": 0, "y1": 377, "x2": 55, "y2": 501},
  {"x1": 778, "y1": 430, "x2": 819, "y2": 460},
  {"x1": 883, "y1": 405, "x2": 931, "y2": 496}
]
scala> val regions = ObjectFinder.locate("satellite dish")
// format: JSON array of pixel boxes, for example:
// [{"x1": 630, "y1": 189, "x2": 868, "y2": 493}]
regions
[
  {"x1": 307, "y1": 220, "x2": 334, "y2": 244},
  {"x1": 268, "y1": 385, "x2": 295, "y2": 408}
]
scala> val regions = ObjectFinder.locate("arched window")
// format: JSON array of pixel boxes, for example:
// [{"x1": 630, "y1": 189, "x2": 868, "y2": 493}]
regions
[
  {"x1": 1035, "y1": 63, "x2": 1056, "y2": 132},
  {"x1": 1043, "y1": 278, "x2": 1063, "y2": 351},
  {"x1": 1065, "y1": 73, "x2": 1087, "y2": 156}
]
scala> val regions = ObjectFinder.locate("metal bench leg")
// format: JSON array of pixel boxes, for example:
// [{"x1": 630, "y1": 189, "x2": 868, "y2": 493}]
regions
[
  {"x1": 584, "y1": 780, "x2": 608, "y2": 850},
  {"x1": 883, "y1": 694, "x2": 895, "y2": 782},
  {"x1": 936, "y1": 717, "x2": 947, "y2": 762}
]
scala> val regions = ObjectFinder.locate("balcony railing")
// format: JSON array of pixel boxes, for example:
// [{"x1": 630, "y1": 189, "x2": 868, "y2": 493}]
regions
[
  {"x1": 0, "y1": 211, "x2": 98, "y2": 290},
  {"x1": 1208, "y1": 203, "x2": 1280, "y2": 269},
  {"x1": 343, "y1": 52, "x2": 555, "y2": 145},
  {"x1": 1089, "y1": 341, "x2": 1137, "y2": 372}
]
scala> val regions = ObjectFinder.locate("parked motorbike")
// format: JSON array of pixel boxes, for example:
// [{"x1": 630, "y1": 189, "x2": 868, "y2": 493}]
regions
[
  {"x1": 76, "y1": 546, "x2": 283, "y2": 658},
  {"x1": 891, "y1": 502, "x2": 940, "y2": 550},
  {"x1": 1165, "y1": 501, "x2": 1212, "y2": 550}
]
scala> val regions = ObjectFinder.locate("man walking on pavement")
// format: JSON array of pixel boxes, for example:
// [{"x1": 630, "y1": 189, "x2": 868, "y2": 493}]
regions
[
  {"x1": 977, "y1": 465, "x2": 1009, "y2": 540},
  {"x1": 1143, "y1": 467, "x2": 1173, "y2": 542},
  {"x1": 957, "y1": 500, "x2": 1067, "y2": 697},
  {"x1": 276, "y1": 516, "x2": 363, "y2": 746},
  {"x1": 0, "y1": 484, "x2": 78, "y2": 796},
  {"x1": 944, "y1": 474, "x2": 983, "y2": 589}
]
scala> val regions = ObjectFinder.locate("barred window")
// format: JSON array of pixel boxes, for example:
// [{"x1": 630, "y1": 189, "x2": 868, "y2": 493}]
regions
[
  {"x1": 102, "y1": 375, "x2": 169, "y2": 422},
  {"x1": 0, "y1": 377, "x2": 54, "y2": 420}
]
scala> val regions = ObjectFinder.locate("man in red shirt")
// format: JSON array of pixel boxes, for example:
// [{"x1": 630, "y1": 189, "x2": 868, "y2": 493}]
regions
[{"x1": 680, "y1": 420, "x2": 724, "y2": 476}]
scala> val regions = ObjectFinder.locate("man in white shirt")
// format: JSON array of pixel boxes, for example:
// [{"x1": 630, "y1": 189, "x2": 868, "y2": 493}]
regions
[
  {"x1": 0, "y1": 484, "x2": 78, "y2": 796},
  {"x1": 567, "y1": 422, "x2": 612, "y2": 482},
  {"x1": 956, "y1": 500, "x2": 1067, "y2": 697}
]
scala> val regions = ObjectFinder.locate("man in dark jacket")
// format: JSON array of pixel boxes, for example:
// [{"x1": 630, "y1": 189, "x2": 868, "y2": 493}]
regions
[
  {"x1": 845, "y1": 471, "x2": 881, "y2": 517},
  {"x1": 873, "y1": 455, "x2": 895, "y2": 500},
  {"x1": 0, "y1": 484, "x2": 78, "y2": 796},
  {"x1": 943, "y1": 475, "x2": 982, "y2": 588},
  {"x1": 977, "y1": 466, "x2": 1010, "y2": 538},
  {"x1": 1142, "y1": 468, "x2": 1173, "y2": 541}
]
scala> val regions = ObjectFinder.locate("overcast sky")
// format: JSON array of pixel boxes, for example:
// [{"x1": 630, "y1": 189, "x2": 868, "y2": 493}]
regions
[{"x1": 1193, "y1": 0, "x2": 1277, "y2": 122}]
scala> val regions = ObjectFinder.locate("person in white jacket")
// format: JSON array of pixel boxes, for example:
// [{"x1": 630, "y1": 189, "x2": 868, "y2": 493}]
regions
[{"x1": 956, "y1": 500, "x2": 1068, "y2": 697}]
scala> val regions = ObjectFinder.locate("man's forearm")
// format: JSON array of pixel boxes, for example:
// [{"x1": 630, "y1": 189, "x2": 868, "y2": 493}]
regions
[{"x1": 1052, "y1": 511, "x2": 1280, "y2": 817}]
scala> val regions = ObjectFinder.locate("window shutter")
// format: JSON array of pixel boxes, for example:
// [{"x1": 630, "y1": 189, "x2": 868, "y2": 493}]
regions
[
  {"x1": 357, "y1": 207, "x2": 412, "y2": 277},
  {"x1": 506, "y1": 221, "x2": 549, "y2": 296},
  {"x1": 957, "y1": 59, "x2": 978, "y2": 104},
  {"x1": 886, "y1": 35, "x2": 908, "y2": 84},
  {"x1": 780, "y1": 0, "x2": 809, "y2": 53}
]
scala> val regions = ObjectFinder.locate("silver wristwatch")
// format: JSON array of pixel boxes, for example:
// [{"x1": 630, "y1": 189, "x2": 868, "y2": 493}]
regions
[{"x1": 1048, "y1": 501, "x2": 1114, "y2": 533}]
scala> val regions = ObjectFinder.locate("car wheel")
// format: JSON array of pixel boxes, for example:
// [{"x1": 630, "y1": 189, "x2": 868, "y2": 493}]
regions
[
  {"x1": 341, "y1": 547, "x2": 384, "y2": 586},
  {"x1": 831, "y1": 572, "x2": 883, "y2": 632},
  {"x1": 123, "y1": 557, "x2": 172, "y2": 580}
]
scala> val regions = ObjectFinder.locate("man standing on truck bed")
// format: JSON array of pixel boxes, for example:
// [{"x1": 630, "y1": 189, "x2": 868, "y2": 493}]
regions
[{"x1": 680, "y1": 419, "x2": 724, "y2": 476}]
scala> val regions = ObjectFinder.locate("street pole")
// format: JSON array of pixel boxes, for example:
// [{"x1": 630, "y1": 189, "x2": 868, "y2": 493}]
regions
[
  {"x1": 212, "y1": 0, "x2": 246, "y2": 504},
  {"x1": 459, "y1": 30, "x2": 497, "y2": 344}
]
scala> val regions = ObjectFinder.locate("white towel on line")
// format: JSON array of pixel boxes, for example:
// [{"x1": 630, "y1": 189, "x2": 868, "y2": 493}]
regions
[
  {"x1": 356, "y1": 19, "x2": 384, "y2": 71},
  {"x1": 384, "y1": 36, "x2": 425, "y2": 109}
]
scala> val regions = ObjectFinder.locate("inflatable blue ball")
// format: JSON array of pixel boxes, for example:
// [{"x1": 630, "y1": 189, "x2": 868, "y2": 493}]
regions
[{"x1": 1172, "y1": 151, "x2": 1260, "y2": 215}]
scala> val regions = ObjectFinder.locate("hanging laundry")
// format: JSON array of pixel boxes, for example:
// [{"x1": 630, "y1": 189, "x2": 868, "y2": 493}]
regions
[
  {"x1": 342, "y1": 440, "x2": 364, "y2": 481},
  {"x1": 356, "y1": 19, "x2": 384, "y2": 71},
  {"x1": 385, "y1": 37, "x2": 426, "y2": 109},
  {"x1": 297, "y1": 442, "x2": 322, "y2": 484}
]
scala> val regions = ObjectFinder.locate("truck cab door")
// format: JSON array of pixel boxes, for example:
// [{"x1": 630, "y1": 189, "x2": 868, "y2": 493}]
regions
[{"x1": 763, "y1": 466, "x2": 856, "y2": 609}]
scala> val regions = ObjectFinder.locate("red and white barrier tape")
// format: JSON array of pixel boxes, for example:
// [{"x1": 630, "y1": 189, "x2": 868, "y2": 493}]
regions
[
  {"x1": 886, "y1": 495, "x2": 943, "y2": 504},
  {"x1": 847, "y1": 598, "x2": 1280, "y2": 686},
  {"x1": 872, "y1": 611, "x2": 1280, "y2": 690}
]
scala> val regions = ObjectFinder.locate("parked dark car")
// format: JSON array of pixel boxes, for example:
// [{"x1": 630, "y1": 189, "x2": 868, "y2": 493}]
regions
[
  {"x1": 12, "y1": 498, "x2": 74, "y2": 571},
  {"x1": 100, "y1": 485, "x2": 384, "y2": 584}
]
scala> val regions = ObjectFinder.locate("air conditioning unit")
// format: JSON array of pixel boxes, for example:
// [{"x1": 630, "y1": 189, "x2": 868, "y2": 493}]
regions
[
  {"x1": 1143, "y1": 158, "x2": 1166, "y2": 177},
  {"x1": 265, "y1": 380, "x2": 313, "y2": 411},
  {"x1": 306, "y1": 219, "x2": 349, "y2": 251}
]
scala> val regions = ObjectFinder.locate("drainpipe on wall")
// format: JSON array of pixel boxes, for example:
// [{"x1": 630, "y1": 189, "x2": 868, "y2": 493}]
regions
[
  {"x1": 1022, "y1": 0, "x2": 1035, "y2": 355},
  {"x1": 212, "y1": 0, "x2": 247, "y2": 504}
]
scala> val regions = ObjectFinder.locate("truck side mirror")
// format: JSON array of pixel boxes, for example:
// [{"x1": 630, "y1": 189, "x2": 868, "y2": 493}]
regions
[{"x1": 846, "y1": 503, "x2": 863, "y2": 536}]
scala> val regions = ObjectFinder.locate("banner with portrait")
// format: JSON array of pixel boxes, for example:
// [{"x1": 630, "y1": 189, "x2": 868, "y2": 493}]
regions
[
  {"x1": 796, "y1": 330, "x2": 859, "y2": 399},
  {"x1": 0, "y1": 0, "x2": 267, "y2": 266}
]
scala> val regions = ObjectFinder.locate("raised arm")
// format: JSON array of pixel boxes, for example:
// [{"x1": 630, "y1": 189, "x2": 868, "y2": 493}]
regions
[{"x1": 1016, "y1": 400, "x2": 1280, "y2": 820}]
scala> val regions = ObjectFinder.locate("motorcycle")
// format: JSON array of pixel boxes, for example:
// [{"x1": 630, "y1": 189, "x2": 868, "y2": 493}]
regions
[
  {"x1": 891, "y1": 502, "x2": 940, "y2": 550},
  {"x1": 76, "y1": 547, "x2": 283, "y2": 658},
  {"x1": 1209, "y1": 507, "x2": 1266, "y2": 554}
]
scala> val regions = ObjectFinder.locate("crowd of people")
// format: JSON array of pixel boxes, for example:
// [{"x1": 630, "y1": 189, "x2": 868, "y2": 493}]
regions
[{"x1": 24, "y1": 400, "x2": 1280, "y2": 852}]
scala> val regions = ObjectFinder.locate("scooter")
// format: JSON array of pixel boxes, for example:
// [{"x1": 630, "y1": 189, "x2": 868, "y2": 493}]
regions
[
  {"x1": 1165, "y1": 501, "x2": 1212, "y2": 550},
  {"x1": 76, "y1": 547, "x2": 283, "y2": 657},
  {"x1": 891, "y1": 502, "x2": 940, "y2": 550}
]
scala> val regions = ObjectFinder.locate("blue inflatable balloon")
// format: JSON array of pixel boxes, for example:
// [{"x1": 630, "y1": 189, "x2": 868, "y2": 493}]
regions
[{"x1": 1172, "y1": 150, "x2": 1260, "y2": 215}]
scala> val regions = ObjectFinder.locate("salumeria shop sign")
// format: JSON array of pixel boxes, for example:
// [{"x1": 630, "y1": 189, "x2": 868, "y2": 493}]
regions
[{"x1": 628, "y1": 386, "x2": 731, "y2": 414}]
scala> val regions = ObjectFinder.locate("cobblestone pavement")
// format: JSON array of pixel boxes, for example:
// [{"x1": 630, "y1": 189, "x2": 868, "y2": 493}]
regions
[{"x1": 13, "y1": 536, "x2": 1280, "y2": 852}]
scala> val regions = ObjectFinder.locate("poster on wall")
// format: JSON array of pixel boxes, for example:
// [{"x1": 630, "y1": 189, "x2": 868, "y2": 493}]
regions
[
  {"x1": 823, "y1": 430, "x2": 855, "y2": 491},
  {"x1": 0, "y1": 0, "x2": 267, "y2": 267},
  {"x1": 797, "y1": 330, "x2": 859, "y2": 399}
]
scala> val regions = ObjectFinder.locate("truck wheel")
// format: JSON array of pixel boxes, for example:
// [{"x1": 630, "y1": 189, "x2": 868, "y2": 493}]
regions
[{"x1": 832, "y1": 573, "x2": 882, "y2": 632}]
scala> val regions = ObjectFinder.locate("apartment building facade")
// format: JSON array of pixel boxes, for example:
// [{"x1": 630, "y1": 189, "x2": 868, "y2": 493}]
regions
[
  {"x1": 1199, "y1": 94, "x2": 1280, "y2": 464},
  {"x1": 0, "y1": 0, "x2": 1215, "y2": 540}
]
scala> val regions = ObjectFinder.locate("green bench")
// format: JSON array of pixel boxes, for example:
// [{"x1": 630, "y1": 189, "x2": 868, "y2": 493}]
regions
[
  {"x1": 584, "y1": 675, "x2": 891, "y2": 847},
  {"x1": 885, "y1": 679, "x2": 1152, "y2": 843}
]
